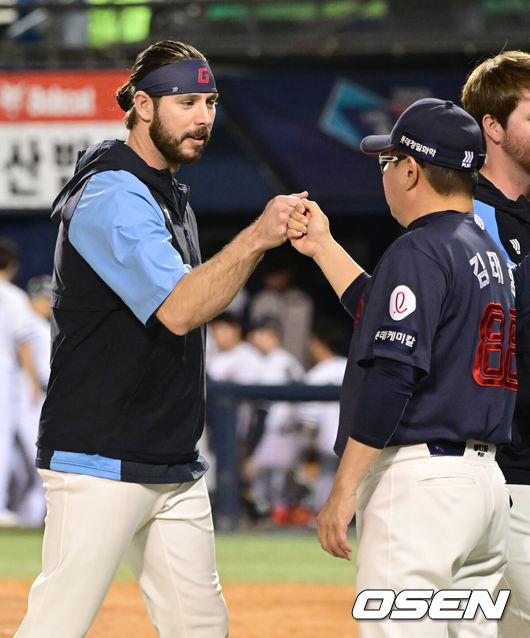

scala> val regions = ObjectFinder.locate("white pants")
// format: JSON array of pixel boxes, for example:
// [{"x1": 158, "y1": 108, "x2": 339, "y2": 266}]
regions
[
  {"x1": 497, "y1": 483, "x2": 530, "y2": 637},
  {"x1": 0, "y1": 373, "x2": 13, "y2": 512},
  {"x1": 16, "y1": 471, "x2": 228, "y2": 638},
  {"x1": 356, "y1": 442, "x2": 510, "y2": 638},
  {"x1": 12, "y1": 395, "x2": 46, "y2": 526}
]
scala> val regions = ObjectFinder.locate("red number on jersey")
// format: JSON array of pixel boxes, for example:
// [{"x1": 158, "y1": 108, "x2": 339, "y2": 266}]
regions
[
  {"x1": 473, "y1": 303, "x2": 517, "y2": 390},
  {"x1": 505, "y1": 307, "x2": 517, "y2": 391}
]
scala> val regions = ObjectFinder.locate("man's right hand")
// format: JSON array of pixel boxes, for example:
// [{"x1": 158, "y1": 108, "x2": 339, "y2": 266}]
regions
[
  {"x1": 288, "y1": 200, "x2": 333, "y2": 259},
  {"x1": 287, "y1": 200, "x2": 365, "y2": 299},
  {"x1": 251, "y1": 192, "x2": 309, "y2": 252}
]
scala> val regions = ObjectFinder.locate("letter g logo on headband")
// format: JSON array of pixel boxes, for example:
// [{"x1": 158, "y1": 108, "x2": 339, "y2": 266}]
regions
[
  {"x1": 198, "y1": 68, "x2": 210, "y2": 83},
  {"x1": 135, "y1": 59, "x2": 217, "y2": 96}
]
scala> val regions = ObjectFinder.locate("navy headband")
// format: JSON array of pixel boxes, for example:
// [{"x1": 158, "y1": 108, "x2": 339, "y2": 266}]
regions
[{"x1": 134, "y1": 59, "x2": 217, "y2": 96}]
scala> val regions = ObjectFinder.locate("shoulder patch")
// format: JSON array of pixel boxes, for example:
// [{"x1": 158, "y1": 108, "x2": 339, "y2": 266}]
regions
[
  {"x1": 374, "y1": 326, "x2": 417, "y2": 355},
  {"x1": 389, "y1": 285, "x2": 416, "y2": 321}
]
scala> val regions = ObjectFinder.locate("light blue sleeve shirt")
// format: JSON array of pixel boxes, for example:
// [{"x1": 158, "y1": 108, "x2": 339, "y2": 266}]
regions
[
  {"x1": 69, "y1": 170, "x2": 191, "y2": 325},
  {"x1": 474, "y1": 199, "x2": 516, "y2": 268}
]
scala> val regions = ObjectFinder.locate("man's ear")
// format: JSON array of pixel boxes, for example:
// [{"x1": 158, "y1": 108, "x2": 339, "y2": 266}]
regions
[
  {"x1": 482, "y1": 114, "x2": 503, "y2": 146},
  {"x1": 404, "y1": 156, "x2": 420, "y2": 191},
  {"x1": 133, "y1": 90, "x2": 154, "y2": 123}
]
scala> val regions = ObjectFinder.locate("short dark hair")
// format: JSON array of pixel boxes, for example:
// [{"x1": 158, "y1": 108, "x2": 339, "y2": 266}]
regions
[
  {"x1": 461, "y1": 50, "x2": 530, "y2": 147},
  {"x1": 248, "y1": 315, "x2": 282, "y2": 337},
  {"x1": 115, "y1": 40, "x2": 206, "y2": 130},
  {"x1": 394, "y1": 151, "x2": 477, "y2": 197},
  {"x1": 0, "y1": 236, "x2": 20, "y2": 270},
  {"x1": 211, "y1": 312, "x2": 242, "y2": 327},
  {"x1": 421, "y1": 163, "x2": 478, "y2": 197}
]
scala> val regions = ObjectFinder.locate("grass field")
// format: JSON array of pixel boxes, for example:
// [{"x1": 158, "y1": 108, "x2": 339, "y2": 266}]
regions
[{"x1": 0, "y1": 528, "x2": 357, "y2": 584}]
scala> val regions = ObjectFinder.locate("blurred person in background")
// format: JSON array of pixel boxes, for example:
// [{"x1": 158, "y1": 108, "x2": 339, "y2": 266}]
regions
[
  {"x1": 24, "y1": 275, "x2": 52, "y2": 396},
  {"x1": 0, "y1": 237, "x2": 40, "y2": 527},
  {"x1": 249, "y1": 262, "x2": 313, "y2": 367},
  {"x1": 10, "y1": 275, "x2": 52, "y2": 527},
  {"x1": 462, "y1": 49, "x2": 530, "y2": 637},
  {"x1": 204, "y1": 289, "x2": 250, "y2": 365},
  {"x1": 298, "y1": 317, "x2": 347, "y2": 513},
  {"x1": 15, "y1": 39, "x2": 307, "y2": 638},
  {"x1": 207, "y1": 312, "x2": 262, "y2": 384},
  {"x1": 247, "y1": 315, "x2": 305, "y2": 523},
  {"x1": 207, "y1": 312, "x2": 263, "y2": 516}
]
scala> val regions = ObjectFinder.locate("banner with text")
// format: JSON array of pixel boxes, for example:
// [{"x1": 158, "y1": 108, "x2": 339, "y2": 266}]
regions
[
  {"x1": 0, "y1": 70, "x2": 128, "y2": 209},
  {"x1": 0, "y1": 66, "x2": 468, "y2": 214}
]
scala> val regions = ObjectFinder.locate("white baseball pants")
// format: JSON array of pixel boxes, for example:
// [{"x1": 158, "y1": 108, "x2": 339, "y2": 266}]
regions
[
  {"x1": 355, "y1": 442, "x2": 510, "y2": 638},
  {"x1": 15, "y1": 471, "x2": 228, "y2": 638},
  {"x1": 0, "y1": 373, "x2": 14, "y2": 512},
  {"x1": 497, "y1": 482, "x2": 530, "y2": 637}
]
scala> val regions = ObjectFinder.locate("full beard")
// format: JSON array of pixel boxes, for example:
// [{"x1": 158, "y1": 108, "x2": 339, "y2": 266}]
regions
[
  {"x1": 503, "y1": 128, "x2": 530, "y2": 174},
  {"x1": 149, "y1": 110, "x2": 210, "y2": 166}
]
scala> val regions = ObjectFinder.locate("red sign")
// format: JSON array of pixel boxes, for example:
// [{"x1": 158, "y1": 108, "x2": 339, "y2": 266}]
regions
[{"x1": 0, "y1": 70, "x2": 129, "y2": 122}]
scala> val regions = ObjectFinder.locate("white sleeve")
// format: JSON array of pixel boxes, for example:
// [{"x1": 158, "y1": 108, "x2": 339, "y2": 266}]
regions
[{"x1": 9, "y1": 288, "x2": 34, "y2": 345}]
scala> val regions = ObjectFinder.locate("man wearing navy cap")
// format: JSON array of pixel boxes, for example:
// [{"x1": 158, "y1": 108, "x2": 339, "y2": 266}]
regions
[
  {"x1": 288, "y1": 98, "x2": 516, "y2": 637},
  {"x1": 16, "y1": 40, "x2": 308, "y2": 638}
]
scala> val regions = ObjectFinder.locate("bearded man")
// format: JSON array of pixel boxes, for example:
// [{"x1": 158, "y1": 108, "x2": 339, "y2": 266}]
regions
[
  {"x1": 15, "y1": 39, "x2": 307, "y2": 638},
  {"x1": 462, "y1": 50, "x2": 530, "y2": 637}
]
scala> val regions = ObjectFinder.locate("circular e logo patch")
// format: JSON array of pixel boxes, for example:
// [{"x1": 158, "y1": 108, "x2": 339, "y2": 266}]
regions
[{"x1": 389, "y1": 285, "x2": 416, "y2": 321}]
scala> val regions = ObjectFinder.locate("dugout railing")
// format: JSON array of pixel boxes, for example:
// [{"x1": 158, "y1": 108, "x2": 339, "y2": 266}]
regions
[{"x1": 206, "y1": 380, "x2": 341, "y2": 531}]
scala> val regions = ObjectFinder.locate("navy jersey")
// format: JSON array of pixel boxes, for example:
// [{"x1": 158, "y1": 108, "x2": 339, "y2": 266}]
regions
[{"x1": 335, "y1": 210, "x2": 516, "y2": 456}]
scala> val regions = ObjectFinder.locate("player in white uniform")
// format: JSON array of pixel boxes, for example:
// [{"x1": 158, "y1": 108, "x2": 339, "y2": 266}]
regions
[
  {"x1": 12, "y1": 276, "x2": 52, "y2": 526},
  {"x1": 299, "y1": 319, "x2": 347, "y2": 512},
  {"x1": 26, "y1": 276, "x2": 52, "y2": 386},
  {"x1": 205, "y1": 313, "x2": 263, "y2": 494},
  {"x1": 248, "y1": 316, "x2": 305, "y2": 520},
  {"x1": 207, "y1": 312, "x2": 263, "y2": 385},
  {"x1": 249, "y1": 264, "x2": 313, "y2": 366},
  {"x1": 0, "y1": 238, "x2": 40, "y2": 527}
]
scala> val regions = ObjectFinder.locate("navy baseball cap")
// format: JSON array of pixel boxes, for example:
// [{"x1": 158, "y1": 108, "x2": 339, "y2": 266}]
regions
[{"x1": 360, "y1": 98, "x2": 485, "y2": 171}]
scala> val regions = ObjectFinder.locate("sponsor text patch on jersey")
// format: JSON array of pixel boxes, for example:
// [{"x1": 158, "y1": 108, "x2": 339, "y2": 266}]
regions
[
  {"x1": 389, "y1": 285, "x2": 416, "y2": 320},
  {"x1": 374, "y1": 326, "x2": 417, "y2": 355}
]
